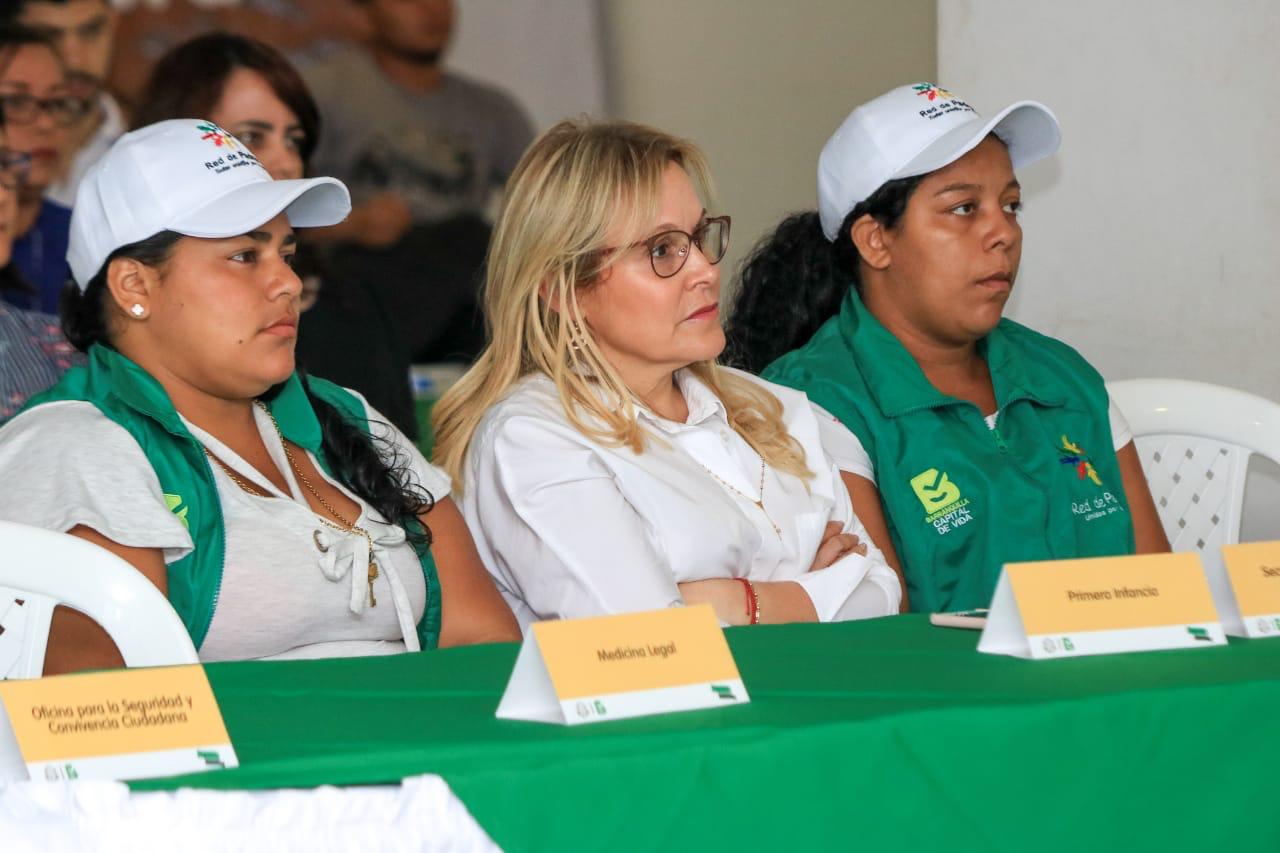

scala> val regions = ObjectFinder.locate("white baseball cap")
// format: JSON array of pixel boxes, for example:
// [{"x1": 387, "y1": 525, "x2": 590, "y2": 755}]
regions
[
  {"x1": 817, "y1": 82, "x2": 1061, "y2": 241},
  {"x1": 68, "y1": 119, "x2": 352, "y2": 289}
]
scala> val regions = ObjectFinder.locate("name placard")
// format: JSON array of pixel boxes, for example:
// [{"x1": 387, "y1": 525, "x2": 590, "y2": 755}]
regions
[
  {"x1": 496, "y1": 605, "x2": 749, "y2": 725},
  {"x1": 1206, "y1": 541, "x2": 1280, "y2": 638},
  {"x1": 978, "y1": 553, "x2": 1226, "y2": 659},
  {"x1": 0, "y1": 665, "x2": 237, "y2": 782}
]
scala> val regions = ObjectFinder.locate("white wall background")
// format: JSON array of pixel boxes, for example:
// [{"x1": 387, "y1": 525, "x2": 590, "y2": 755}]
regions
[
  {"x1": 448, "y1": 0, "x2": 937, "y2": 291},
  {"x1": 601, "y1": 0, "x2": 936, "y2": 280},
  {"x1": 939, "y1": 0, "x2": 1280, "y2": 540},
  {"x1": 448, "y1": 0, "x2": 608, "y2": 130}
]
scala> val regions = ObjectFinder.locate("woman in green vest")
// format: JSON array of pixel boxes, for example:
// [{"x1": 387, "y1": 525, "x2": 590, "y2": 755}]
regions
[
  {"x1": 0, "y1": 119, "x2": 518, "y2": 674},
  {"x1": 726, "y1": 83, "x2": 1169, "y2": 614}
]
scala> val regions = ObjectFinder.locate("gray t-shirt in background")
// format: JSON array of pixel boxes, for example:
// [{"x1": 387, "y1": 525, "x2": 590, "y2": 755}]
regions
[{"x1": 300, "y1": 46, "x2": 535, "y2": 223}]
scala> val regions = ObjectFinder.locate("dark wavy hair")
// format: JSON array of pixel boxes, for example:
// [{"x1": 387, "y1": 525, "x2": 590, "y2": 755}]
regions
[
  {"x1": 60, "y1": 234, "x2": 435, "y2": 545},
  {"x1": 724, "y1": 175, "x2": 924, "y2": 373},
  {"x1": 132, "y1": 32, "x2": 320, "y2": 165}
]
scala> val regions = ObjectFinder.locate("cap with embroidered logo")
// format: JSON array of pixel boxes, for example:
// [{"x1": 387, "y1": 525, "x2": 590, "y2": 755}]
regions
[
  {"x1": 68, "y1": 119, "x2": 351, "y2": 289},
  {"x1": 817, "y1": 82, "x2": 1061, "y2": 241}
]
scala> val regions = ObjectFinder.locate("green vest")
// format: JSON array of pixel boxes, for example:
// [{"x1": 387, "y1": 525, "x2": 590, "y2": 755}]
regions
[
  {"x1": 764, "y1": 291, "x2": 1134, "y2": 613},
  {"x1": 25, "y1": 344, "x2": 442, "y2": 649}
]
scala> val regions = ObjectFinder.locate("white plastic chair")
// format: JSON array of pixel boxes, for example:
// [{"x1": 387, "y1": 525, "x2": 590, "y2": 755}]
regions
[
  {"x1": 1106, "y1": 378, "x2": 1280, "y2": 554},
  {"x1": 0, "y1": 521, "x2": 198, "y2": 680},
  {"x1": 0, "y1": 523, "x2": 201, "y2": 783}
]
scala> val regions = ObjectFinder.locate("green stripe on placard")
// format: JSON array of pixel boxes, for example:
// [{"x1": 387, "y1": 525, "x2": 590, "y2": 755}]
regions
[{"x1": 197, "y1": 750, "x2": 225, "y2": 767}]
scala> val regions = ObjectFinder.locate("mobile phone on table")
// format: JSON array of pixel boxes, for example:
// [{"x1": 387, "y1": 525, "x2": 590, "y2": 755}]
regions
[{"x1": 928, "y1": 608, "x2": 989, "y2": 630}]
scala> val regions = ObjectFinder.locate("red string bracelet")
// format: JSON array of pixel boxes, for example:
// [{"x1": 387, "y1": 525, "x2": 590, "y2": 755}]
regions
[{"x1": 735, "y1": 577, "x2": 760, "y2": 625}]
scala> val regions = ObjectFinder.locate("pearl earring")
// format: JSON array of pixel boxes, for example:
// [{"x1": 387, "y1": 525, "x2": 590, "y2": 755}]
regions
[{"x1": 130, "y1": 304, "x2": 145, "y2": 317}]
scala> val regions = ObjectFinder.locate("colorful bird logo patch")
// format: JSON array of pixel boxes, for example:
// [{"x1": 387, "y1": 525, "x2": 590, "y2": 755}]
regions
[
  {"x1": 1058, "y1": 436, "x2": 1102, "y2": 486},
  {"x1": 912, "y1": 83, "x2": 955, "y2": 101},
  {"x1": 196, "y1": 122, "x2": 238, "y2": 150}
]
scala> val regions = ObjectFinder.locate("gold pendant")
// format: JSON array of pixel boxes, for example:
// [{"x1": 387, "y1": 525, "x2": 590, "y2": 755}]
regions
[
  {"x1": 755, "y1": 501, "x2": 782, "y2": 540},
  {"x1": 368, "y1": 558, "x2": 379, "y2": 607}
]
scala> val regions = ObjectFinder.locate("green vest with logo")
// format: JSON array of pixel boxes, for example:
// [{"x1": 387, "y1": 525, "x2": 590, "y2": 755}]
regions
[
  {"x1": 24, "y1": 344, "x2": 442, "y2": 650},
  {"x1": 764, "y1": 290, "x2": 1135, "y2": 613}
]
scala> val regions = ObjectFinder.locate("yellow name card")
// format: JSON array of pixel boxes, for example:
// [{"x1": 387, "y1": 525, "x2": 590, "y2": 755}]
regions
[
  {"x1": 0, "y1": 665, "x2": 237, "y2": 782},
  {"x1": 1211, "y1": 541, "x2": 1280, "y2": 638},
  {"x1": 978, "y1": 553, "x2": 1226, "y2": 659},
  {"x1": 496, "y1": 605, "x2": 748, "y2": 725}
]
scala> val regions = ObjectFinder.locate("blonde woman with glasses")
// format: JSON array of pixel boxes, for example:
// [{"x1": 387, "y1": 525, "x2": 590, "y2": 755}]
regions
[{"x1": 433, "y1": 120, "x2": 900, "y2": 630}]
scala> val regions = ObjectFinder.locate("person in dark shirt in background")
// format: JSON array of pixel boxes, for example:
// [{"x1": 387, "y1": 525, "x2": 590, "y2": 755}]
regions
[{"x1": 300, "y1": 0, "x2": 534, "y2": 362}]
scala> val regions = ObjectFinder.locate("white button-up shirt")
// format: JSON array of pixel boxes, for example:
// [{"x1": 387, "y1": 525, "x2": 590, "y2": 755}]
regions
[{"x1": 460, "y1": 367, "x2": 901, "y2": 630}]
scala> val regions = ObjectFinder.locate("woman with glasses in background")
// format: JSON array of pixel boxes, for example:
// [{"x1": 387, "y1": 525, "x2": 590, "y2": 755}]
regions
[
  {"x1": 0, "y1": 24, "x2": 86, "y2": 315},
  {"x1": 432, "y1": 119, "x2": 900, "y2": 630},
  {"x1": 0, "y1": 100, "x2": 80, "y2": 424}
]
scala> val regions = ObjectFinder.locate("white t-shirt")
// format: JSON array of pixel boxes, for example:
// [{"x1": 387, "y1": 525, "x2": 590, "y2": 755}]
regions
[
  {"x1": 0, "y1": 393, "x2": 450, "y2": 662},
  {"x1": 814, "y1": 397, "x2": 1134, "y2": 484},
  {"x1": 460, "y1": 368, "x2": 902, "y2": 631}
]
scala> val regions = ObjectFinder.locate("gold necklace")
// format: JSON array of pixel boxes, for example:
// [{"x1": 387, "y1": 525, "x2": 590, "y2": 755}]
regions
[
  {"x1": 203, "y1": 448, "x2": 271, "y2": 497},
  {"x1": 697, "y1": 455, "x2": 783, "y2": 541},
  {"x1": 202, "y1": 403, "x2": 380, "y2": 607}
]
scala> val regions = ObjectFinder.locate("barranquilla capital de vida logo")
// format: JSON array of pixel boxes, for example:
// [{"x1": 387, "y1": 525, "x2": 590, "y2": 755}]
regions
[
  {"x1": 909, "y1": 468, "x2": 974, "y2": 535},
  {"x1": 910, "y1": 468, "x2": 960, "y2": 513},
  {"x1": 163, "y1": 493, "x2": 190, "y2": 529},
  {"x1": 913, "y1": 82, "x2": 955, "y2": 101}
]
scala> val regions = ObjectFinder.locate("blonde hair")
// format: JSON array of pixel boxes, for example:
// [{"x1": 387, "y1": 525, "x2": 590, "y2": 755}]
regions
[{"x1": 432, "y1": 118, "x2": 811, "y2": 491}]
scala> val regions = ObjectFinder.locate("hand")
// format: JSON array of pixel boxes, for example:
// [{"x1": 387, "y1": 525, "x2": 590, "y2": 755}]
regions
[
  {"x1": 809, "y1": 521, "x2": 866, "y2": 571},
  {"x1": 350, "y1": 193, "x2": 413, "y2": 248}
]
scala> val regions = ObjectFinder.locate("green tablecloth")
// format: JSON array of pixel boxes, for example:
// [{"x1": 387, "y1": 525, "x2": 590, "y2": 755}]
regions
[{"x1": 132, "y1": 616, "x2": 1280, "y2": 851}]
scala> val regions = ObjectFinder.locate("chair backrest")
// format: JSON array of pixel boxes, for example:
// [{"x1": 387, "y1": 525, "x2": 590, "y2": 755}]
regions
[
  {"x1": 0, "y1": 521, "x2": 199, "y2": 680},
  {"x1": 1106, "y1": 378, "x2": 1280, "y2": 555}
]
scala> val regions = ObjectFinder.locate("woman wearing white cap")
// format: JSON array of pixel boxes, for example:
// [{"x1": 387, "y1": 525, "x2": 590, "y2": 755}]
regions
[
  {"x1": 0, "y1": 119, "x2": 519, "y2": 674},
  {"x1": 433, "y1": 119, "x2": 901, "y2": 631},
  {"x1": 728, "y1": 83, "x2": 1169, "y2": 614}
]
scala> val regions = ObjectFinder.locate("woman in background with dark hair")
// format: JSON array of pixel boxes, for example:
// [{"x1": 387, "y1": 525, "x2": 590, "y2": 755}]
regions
[
  {"x1": 133, "y1": 32, "x2": 419, "y2": 440},
  {"x1": 0, "y1": 97, "x2": 80, "y2": 423},
  {"x1": 728, "y1": 83, "x2": 1168, "y2": 614},
  {"x1": 0, "y1": 24, "x2": 85, "y2": 314},
  {"x1": 0, "y1": 119, "x2": 517, "y2": 675},
  {"x1": 132, "y1": 32, "x2": 320, "y2": 180}
]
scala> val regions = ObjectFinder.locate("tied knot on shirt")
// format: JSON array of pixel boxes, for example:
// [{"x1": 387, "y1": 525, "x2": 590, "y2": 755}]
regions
[{"x1": 315, "y1": 520, "x2": 407, "y2": 615}]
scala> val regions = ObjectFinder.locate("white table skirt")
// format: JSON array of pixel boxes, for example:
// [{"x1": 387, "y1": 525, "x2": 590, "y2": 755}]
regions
[{"x1": 0, "y1": 774, "x2": 500, "y2": 852}]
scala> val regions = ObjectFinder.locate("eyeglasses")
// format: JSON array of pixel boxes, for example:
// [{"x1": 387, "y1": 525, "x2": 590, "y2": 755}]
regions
[
  {"x1": 0, "y1": 93, "x2": 91, "y2": 127},
  {"x1": 0, "y1": 149, "x2": 31, "y2": 190},
  {"x1": 606, "y1": 216, "x2": 732, "y2": 278}
]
